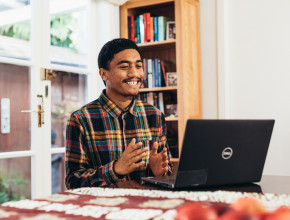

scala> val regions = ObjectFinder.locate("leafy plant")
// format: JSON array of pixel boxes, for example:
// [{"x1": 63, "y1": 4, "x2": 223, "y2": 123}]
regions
[
  {"x1": 0, "y1": 13, "x2": 78, "y2": 50},
  {"x1": 0, "y1": 171, "x2": 28, "y2": 204}
]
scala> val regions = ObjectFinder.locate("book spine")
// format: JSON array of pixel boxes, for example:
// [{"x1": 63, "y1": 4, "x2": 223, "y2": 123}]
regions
[
  {"x1": 128, "y1": 16, "x2": 131, "y2": 40},
  {"x1": 136, "y1": 16, "x2": 141, "y2": 44},
  {"x1": 153, "y1": 17, "x2": 158, "y2": 41},
  {"x1": 143, "y1": 58, "x2": 147, "y2": 88},
  {"x1": 154, "y1": 59, "x2": 159, "y2": 87},
  {"x1": 158, "y1": 92, "x2": 164, "y2": 113},
  {"x1": 139, "y1": 15, "x2": 144, "y2": 43},
  {"x1": 152, "y1": 59, "x2": 155, "y2": 87},
  {"x1": 158, "y1": 16, "x2": 167, "y2": 41},
  {"x1": 130, "y1": 15, "x2": 135, "y2": 42},
  {"x1": 154, "y1": 93, "x2": 159, "y2": 109},
  {"x1": 157, "y1": 59, "x2": 162, "y2": 87},
  {"x1": 150, "y1": 16, "x2": 154, "y2": 42},
  {"x1": 160, "y1": 60, "x2": 166, "y2": 86},
  {"x1": 134, "y1": 16, "x2": 137, "y2": 43},
  {"x1": 147, "y1": 92, "x2": 154, "y2": 105},
  {"x1": 147, "y1": 59, "x2": 153, "y2": 88},
  {"x1": 146, "y1": 13, "x2": 151, "y2": 42},
  {"x1": 143, "y1": 13, "x2": 147, "y2": 42}
]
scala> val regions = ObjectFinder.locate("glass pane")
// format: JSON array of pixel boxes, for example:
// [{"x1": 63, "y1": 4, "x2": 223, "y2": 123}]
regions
[
  {"x1": 51, "y1": 71, "x2": 87, "y2": 193},
  {"x1": 50, "y1": 0, "x2": 88, "y2": 68},
  {"x1": 0, "y1": 0, "x2": 31, "y2": 60},
  {"x1": 0, "y1": 63, "x2": 31, "y2": 152},
  {"x1": 51, "y1": 153, "x2": 64, "y2": 194},
  {"x1": 0, "y1": 157, "x2": 31, "y2": 204}
]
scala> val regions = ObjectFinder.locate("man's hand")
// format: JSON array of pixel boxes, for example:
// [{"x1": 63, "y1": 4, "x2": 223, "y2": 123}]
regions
[
  {"x1": 114, "y1": 138, "x2": 148, "y2": 176},
  {"x1": 149, "y1": 142, "x2": 169, "y2": 176}
]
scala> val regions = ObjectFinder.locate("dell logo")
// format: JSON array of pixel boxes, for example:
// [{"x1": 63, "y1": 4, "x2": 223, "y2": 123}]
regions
[{"x1": 222, "y1": 147, "x2": 233, "y2": 159}]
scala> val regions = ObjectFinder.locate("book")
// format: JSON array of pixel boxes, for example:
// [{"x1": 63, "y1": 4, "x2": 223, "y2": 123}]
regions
[
  {"x1": 147, "y1": 59, "x2": 153, "y2": 88},
  {"x1": 136, "y1": 16, "x2": 141, "y2": 44},
  {"x1": 153, "y1": 93, "x2": 159, "y2": 109},
  {"x1": 153, "y1": 16, "x2": 158, "y2": 41},
  {"x1": 157, "y1": 59, "x2": 162, "y2": 87},
  {"x1": 142, "y1": 58, "x2": 147, "y2": 88},
  {"x1": 146, "y1": 13, "x2": 151, "y2": 42},
  {"x1": 143, "y1": 13, "x2": 147, "y2": 42},
  {"x1": 139, "y1": 15, "x2": 144, "y2": 43},
  {"x1": 150, "y1": 17, "x2": 154, "y2": 42},
  {"x1": 130, "y1": 15, "x2": 135, "y2": 42},
  {"x1": 158, "y1": 16, "x2": 168, "y2": 41},
  {"x1": 147, "y1": 92, "x2": 154, "y2": 105},
  {"x1": 160, "y1": 60, "x2": 167, "y2": 86},
  {"x1": 128, "y1": 16, "x2": 131, "y2": 41},
  {"x1": 154, "y1": 59, "x2": 159, "y2": 87},
  {"x1": 158, "y1": 92, "x2": 164, "y2": 113}
]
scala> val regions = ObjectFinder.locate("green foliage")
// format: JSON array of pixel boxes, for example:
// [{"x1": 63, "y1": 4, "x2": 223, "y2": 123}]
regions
[
  {"x1": 0, "y1": 21, "x2": 30, "y2": 41},
  {"x1": 50, "y1": 13, "x2": 78, "y2": 50},
  {"x1": 0, "y1": 13, "x2": 78, "y2": 50},
  {"x1": 0, "y1": 171, "x2": 28, "y2": 205}
]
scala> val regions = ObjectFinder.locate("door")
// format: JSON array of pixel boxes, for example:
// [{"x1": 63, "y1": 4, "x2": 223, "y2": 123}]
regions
[{"x1": 0, "y1": 0, "x2": 101, "y2": 201}]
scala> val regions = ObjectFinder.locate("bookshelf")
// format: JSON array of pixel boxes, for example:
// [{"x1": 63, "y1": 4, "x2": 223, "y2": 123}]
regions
[{"x1": 120, "y1": 0, "x2": 202, "y2": 161}]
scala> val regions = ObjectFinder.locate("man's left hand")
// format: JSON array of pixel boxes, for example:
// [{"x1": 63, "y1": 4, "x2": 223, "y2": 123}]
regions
[{"x1": 149, "y1": 142, "x2": 169, "y2": 176}]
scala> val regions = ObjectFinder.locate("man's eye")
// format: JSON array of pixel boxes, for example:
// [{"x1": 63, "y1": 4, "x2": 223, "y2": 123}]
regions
[
  {"x1": 137, "y1": 65, "x2": 143, "y2": 68},
  {"x1": 120, "y1": 66, "x2": 128, "y2": 68}
]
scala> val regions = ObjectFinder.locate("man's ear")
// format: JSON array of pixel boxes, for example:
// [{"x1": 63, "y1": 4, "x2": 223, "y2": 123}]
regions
[{"x1": 99, "y1": 68, "x2": 107, "y2": 81}]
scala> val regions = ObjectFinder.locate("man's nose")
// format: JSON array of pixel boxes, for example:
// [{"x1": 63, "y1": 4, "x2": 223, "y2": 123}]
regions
[{"x1": 128, "y1": 66, "x2": 140, "y2": 76}]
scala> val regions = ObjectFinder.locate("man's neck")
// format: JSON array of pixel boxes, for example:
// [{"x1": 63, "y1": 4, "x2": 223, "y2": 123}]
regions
[{"x1": 105, "y1": 90, "x2": 133, "y2": 109}]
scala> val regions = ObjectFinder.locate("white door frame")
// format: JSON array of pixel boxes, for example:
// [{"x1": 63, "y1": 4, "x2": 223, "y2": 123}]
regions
[{"x1": 0, "y1": 0, "x2": 104, "y2": 199}]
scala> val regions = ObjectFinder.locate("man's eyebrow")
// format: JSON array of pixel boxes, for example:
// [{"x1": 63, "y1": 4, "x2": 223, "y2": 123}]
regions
[{"x1": 117, "y1": 60, "x2": 143, "y2": 65}]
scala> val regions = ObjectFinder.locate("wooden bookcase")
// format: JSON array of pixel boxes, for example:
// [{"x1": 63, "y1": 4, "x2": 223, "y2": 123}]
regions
[{"x1": 120, "y1": 0, "x2": 202, "y2": 162}]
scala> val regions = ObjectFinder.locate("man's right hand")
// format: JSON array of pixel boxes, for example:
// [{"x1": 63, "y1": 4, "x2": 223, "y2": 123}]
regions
[{"x1": 114, "y1": 138, "x2": 148, "y2": 176}]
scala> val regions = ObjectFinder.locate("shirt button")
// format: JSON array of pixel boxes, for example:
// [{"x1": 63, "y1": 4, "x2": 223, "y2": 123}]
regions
[{"x1": 124, "y1": 129, "x2": 127, "y2": 133}]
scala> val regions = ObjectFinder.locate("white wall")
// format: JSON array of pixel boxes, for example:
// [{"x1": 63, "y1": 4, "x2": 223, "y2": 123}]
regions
[
  {"x1": 88, "y1": 0, "x2": 120, "y2": 102},
  {"x1": 200, "y1": 0, "x2": 290, "y2": 176}
]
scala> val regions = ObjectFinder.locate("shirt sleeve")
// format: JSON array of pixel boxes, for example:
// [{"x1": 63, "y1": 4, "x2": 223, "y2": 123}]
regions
[{"x1": 65, "y1": 112, "x2": 122, "y2": 189}]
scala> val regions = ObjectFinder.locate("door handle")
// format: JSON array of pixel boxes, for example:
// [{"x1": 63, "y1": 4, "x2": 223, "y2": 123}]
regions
[{"x1": 21, "y1": 95, "x2": 44, "y2": 127}]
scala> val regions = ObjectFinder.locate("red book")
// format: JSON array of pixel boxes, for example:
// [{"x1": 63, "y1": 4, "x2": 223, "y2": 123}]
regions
[
  {"x1": 150, "y1": 16, "x2": 154, "y2": 42},
  {"x1": 146, "y1": 13, "x2": 151, "y2": 42},
  {"x1": 130, "y1": 15, "x2": 135, "y2": 42},
  {"x1": 160, "y1": 60, "x2": 167, "y2": 86},
  {"x1": 143, "y1": 13, "x2": 147, "y2": 42}
]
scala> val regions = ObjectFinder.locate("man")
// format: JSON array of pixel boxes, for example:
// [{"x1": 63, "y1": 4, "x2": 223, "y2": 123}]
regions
[{"x1": 65, "y1": 38, "x2": 172, "y2": 189}]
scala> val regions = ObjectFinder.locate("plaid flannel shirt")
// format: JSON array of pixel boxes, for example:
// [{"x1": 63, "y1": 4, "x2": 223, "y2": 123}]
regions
[{"x1": 65, "y1": 91, "x2": 172, "y2": 189}]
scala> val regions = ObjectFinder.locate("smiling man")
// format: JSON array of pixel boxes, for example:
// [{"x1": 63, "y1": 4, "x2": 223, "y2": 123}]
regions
[{"x1": 65, "y1": 38, "x2": 172, "y2": 189}]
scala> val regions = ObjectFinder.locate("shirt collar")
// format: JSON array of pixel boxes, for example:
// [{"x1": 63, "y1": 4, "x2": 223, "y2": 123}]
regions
[{"x1": 99, "y1": 90, "x2": 138, "y2": 118}]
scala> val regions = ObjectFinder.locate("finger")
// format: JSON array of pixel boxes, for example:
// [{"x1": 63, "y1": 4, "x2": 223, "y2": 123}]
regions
[
  {"x1": 131, "y1": 152, "x2": 147, "y2": 163},
  {"x1": 132, "y1": 146, "x2": 149, "y2": 158},
  {"x1": 150, "y1": 142, "x2": 158, "y2": 156},
  {"x1": 130, "y1": 161, "x2": 145, "y2": 170},
  {"x1": 162, "y1": 160, "x2": 169, "y2": 168},
  {"x1": 163, "y1": 166, "x2": 169, "y2": 173},
  {"x1": 162, "y1": 153, "x2": 168, "y2": 161},
  {"x1": 127, "y1": 138, "x2": 136, "y2": 153}
]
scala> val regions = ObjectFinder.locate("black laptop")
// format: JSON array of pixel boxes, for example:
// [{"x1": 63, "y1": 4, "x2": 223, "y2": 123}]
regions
[{"x1": 141, "y1": 119, "x2": 275, "y2": 189}]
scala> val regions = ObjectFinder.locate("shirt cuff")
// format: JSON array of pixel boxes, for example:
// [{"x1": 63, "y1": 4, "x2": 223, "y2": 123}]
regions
[{"x1": 103, "y1": 160, "x2": 124, "y2": 184}]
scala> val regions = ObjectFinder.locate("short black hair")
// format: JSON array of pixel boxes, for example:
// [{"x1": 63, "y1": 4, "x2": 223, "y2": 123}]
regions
[{"x1": 98, "y1": 38, "x2": 141, "y2": 70}]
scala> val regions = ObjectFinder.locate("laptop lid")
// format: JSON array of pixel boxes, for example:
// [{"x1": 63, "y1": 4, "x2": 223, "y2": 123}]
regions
[{"x1": 174, "y1": 119, "x2": 275, "y2": 188}]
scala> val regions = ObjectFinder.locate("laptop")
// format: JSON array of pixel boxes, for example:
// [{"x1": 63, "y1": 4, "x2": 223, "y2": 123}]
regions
[{"x1": 141, "y1": 119, "x2": 275, "y2": 189}]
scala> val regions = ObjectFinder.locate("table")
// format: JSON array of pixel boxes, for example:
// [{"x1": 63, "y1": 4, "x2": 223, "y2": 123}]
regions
[{"x1": 0, "y1": 175, "x2": 290, "y2": 219}]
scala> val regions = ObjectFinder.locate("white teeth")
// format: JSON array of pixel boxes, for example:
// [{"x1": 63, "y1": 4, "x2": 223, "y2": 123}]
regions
[{"x1": 127, "y1": 81, "x2": 137, "y2": 85}]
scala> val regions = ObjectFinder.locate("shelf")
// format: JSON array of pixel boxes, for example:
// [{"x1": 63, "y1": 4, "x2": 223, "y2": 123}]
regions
[
  {"x1": 139, "y1": 86, "x2": 177, "y2": 92},
  {"x1": 137, "y1": 39, "x2": 176, "y2": 48},
  {"x1": 165, "y1": 116, "x2": 178, "y2": 121}
]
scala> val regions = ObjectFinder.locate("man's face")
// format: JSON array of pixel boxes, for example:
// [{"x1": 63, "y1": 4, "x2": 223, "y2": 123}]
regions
[{"x1": 101, "y1": 49, "x2": 144, "y2": 99}]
